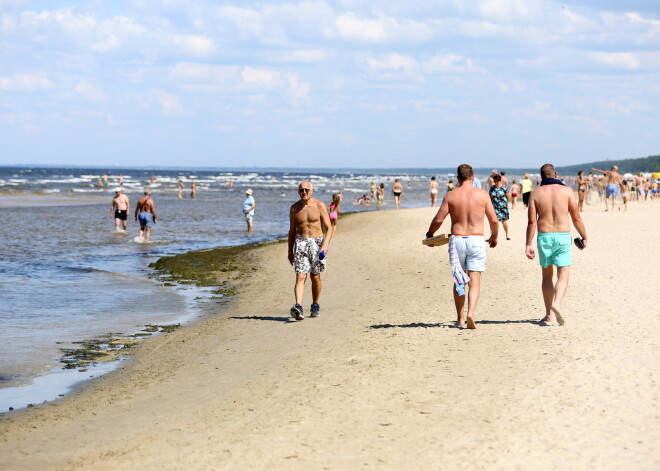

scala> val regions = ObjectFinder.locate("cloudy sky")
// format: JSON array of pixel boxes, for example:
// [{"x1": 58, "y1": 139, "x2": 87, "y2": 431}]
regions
[{"x1": 1, "y1": 0, "x2": 659, "y2": 168}]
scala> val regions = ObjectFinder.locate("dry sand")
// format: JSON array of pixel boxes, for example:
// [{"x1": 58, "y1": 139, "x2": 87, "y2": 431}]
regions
[{"x1": 1, "y1": 199, "x2": 658, "y2": 470}]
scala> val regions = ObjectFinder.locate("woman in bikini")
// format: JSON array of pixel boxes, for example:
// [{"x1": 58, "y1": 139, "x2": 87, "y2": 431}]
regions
[
  {"x1": 328, "y1": 194, "x2": 341, "y2": 228},
  {"x1": 577, "y1": 171, "x2": 587, "y2": 212}
]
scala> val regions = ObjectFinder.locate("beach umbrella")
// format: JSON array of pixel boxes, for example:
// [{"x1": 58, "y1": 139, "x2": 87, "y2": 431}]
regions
[{"x1": 623, "y1": 173, "x2": 633, "y2": 178}]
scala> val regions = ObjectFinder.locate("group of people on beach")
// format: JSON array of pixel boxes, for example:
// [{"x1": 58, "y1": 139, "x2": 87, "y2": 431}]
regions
[
  {"x1": 428, "y1": 163, "x2": 588, "y2": 328},
  {"x1": 286, "y1": 163, "x2": 589, "y2": 329}
]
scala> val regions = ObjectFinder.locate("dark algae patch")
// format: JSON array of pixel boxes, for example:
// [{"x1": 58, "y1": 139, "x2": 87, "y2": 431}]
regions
[
  {"x1": 58, "y1": 324, "x2": 182, "y2": 369},
  {"x1": 149, "y1": 241, "x2": 281, "y2": 294}
]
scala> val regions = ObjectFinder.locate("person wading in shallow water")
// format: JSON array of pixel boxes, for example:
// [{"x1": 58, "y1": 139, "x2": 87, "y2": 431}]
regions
[
  {"x1": 134, "y1": 188, "x2": 157, "y2": 242},
  {"x1": 288, "y1": 181, "x2": 334, "y2": 321}
]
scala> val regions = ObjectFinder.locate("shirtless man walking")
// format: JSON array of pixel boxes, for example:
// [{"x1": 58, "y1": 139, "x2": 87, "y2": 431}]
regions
[
  {"x1": 134, "y1": 188, "x2": 157, "y2": 242},
  {"x1": 426, "y1": 164, "x2": 499, "y2": 329},
  {"x1": 110, "y1": 187, "x2": 130, "y2": 232},
  {"x1": 592, "y1": 165, "x2": 622, "y2": 211},
  {"x1": 526, "y1": 164, "x2": 587, "y2": 326},
  {"x1": 288, "y1": 181, "x2": 334, "y2": 320}
]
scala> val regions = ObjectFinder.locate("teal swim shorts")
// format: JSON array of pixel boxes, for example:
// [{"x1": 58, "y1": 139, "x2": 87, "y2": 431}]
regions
[{"x1": 537, "y1": 232, "x2": 572, "y2": 268}]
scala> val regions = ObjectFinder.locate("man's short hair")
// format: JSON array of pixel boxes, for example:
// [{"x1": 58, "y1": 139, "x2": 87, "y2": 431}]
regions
[
  {"x1": 298, "y1": 181, "x2": 313, "y2": 190},
  {"x1": 501, "y1": 171, "x2": 506, "y2": 176},
  {"x1": 612, "y1": 165, "x2": 618, "y2": 171},
  {"x1": 457, "y1": 164, "x2": 474, "y2": 182},
  {"x1": 540, "y1": 163, "x2": 556, "y2": 178}
]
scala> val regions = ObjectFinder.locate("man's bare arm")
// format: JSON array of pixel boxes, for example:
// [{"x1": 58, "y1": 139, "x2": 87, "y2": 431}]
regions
[
  {"x1": 426, "y1": 195, "x2": 449, "y2": 237},
  {"x1": 287, "y1": 207, "x2": 296, "y2": 264},
  {"x1": 525, "y1": 195, "x2": 537, "y2": 259},
  {"x1": 484, "y1": 197, "x2": 499, "y2": 247},
  {"x1": 568, "y1": 195, "x2": 587, "y2": 249},
  {"x1": 592, "y1": 168, "x2": 610, "y2": 175}
]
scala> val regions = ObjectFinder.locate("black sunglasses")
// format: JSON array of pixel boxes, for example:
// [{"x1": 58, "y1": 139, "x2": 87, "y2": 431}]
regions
[{"x1": 298, "y1": 188, "x2": 311, "y2": 193}]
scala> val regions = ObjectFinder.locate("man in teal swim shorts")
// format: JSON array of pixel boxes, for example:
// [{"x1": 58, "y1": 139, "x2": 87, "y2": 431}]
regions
[{"x1": 525, "y1": 163, "x2": 587, "y2": 326}]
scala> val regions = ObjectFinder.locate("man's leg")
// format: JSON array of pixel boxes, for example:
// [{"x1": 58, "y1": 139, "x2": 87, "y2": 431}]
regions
[
  {"x1": 310, "y1": 273, "x2": 322, "y2": 303},
  {"x1": 294, "y1": 273, "x2": 307, "y2": 305},
  {"x1": 144, "y1": 226, "x2": 151, "y2": 241},
  {"x1": 115, "y1": 218, "x2": 120, "y2": 232},
  {"x1": 138, "y1": 227, "x2": 144, "y2": 240},
  {"x1": 552, "y1": 266, "x2": 570, "y2": 311},
  {"x1": 541, "y1": 265, "x2": 555, "y2": 322},
  {"x1": 452, "y1": 286, "x2": 466, "y2": 327},
  {"x1": 466, "y1": 271, "x2": 481, "y2": 329}
]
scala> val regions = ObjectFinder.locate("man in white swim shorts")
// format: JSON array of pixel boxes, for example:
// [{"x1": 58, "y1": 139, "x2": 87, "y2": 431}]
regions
[
  {"x1": 426, "y1": 164, "x2": 499, "y2": 329},
  {"x1": 287, "y1": 181, "x2": 334, "y2": 320}
]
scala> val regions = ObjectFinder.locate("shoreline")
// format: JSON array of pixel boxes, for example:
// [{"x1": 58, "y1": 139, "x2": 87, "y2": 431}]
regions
[{"x1": 1, "y1": 202, "x2": 658, "y2": 469}]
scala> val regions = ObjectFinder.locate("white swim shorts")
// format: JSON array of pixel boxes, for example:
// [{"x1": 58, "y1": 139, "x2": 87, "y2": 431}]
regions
[
  {"x1": 293, "y1": 236, "x2": 326, "y2": 274},
  {"x1": 449, "y1": 236, "x2": 486, "y2": 272}
]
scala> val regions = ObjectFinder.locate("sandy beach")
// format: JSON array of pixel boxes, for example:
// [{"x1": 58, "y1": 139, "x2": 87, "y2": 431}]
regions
[{"x1": 1, "y1": 199, "x2": 658, "y2": 470}]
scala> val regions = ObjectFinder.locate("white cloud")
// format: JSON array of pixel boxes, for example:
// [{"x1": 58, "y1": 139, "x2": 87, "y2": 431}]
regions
[
  {"x1": 0, "y1": 72, "x2": 54, "y2": 91},
  {"x1": 271, "y1": 49, "x2": 330, "y2": 63},
  {"x1": 590, "y1": 52, "x2": 641, "y2": 70},
  {"x1": 171, "y1": 34, "x2": 215, "y2": 56},
  {"x1": 423, "y1": 54, "x2": 487, "y2": 75},
  {"x1": 148, "y1": 89, "x2": 183, "y2": 115},
  {"x1": 367, "y1": 53, "x2": 418, "y2": 72},
  {"x1": 335, "y1": 13, "x2": 434, "y2": 43},
  {"x1": 74, "y1": 80, "x2": 107, "y2": 102}
]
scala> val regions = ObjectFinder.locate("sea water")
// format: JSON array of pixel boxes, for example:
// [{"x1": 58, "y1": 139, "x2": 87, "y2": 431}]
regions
[{"x1": 0, "y1": 166, "x2": 464, "y2": 410}]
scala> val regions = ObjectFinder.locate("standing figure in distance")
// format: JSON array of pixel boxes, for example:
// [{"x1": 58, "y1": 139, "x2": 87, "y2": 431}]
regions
[
  {"x1": 392, "y1": 178, "x2": 403, "y2": 209},
  {"x1": 243, "y1": 189, "x2": 255, "y2": 232},
  {"x1": 429, "y1": 177, "x2": 439, "y2": 207},
  {"x1": 111, "y1": 187, "x2": 130, "y2": 233},
  {"x1": 134, "y1": 188, "x2": 157, "y2": 242}
]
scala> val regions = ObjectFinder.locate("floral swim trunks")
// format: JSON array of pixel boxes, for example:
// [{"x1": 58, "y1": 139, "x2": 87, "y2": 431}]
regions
[{"x1": 294, "y1": 237, "x2": 326, "y2": 274}]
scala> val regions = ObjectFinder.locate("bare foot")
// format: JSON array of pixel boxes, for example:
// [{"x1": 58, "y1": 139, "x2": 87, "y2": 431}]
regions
[
  {"x1": 467, "y1": 316, "x2": 477, "y2": 329},
  {"x1": 456, "y1": 322, "x2": 467, "y2": 329},
  {"x1": 551, "y1": 306, "x2": 565, "y2": 325}
]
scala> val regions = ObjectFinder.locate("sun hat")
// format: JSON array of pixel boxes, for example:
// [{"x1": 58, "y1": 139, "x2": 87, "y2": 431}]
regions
[{"x1": 245, "y1": 189, "x2": 253, "y2": 195}]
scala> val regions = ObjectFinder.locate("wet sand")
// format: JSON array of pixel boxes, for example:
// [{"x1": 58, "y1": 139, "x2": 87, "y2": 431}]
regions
[{"x1": 0, "y1": 200, "x2": 658, "y2": 470}]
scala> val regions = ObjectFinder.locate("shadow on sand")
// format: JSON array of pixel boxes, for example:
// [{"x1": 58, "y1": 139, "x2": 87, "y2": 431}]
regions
[
  {"x1": 370, "y1": 319, "x2": 541, "y2": 329},
  {"x1": 230, "y1": 315, "x2": 292, "y2": 323}
]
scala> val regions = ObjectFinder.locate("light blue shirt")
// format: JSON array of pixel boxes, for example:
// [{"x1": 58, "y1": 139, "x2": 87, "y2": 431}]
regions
[
  {"x1": 243, "y1": 196, "x2": 255, "y2": 215},
  {"x1": 472, "y1": 178, "x2": 482, "y2": 188}
]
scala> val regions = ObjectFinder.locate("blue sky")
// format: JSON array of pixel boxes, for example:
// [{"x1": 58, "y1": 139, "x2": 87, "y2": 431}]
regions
[{"x1": 1, "y1": 0, "x2": 659, "y2": 168}]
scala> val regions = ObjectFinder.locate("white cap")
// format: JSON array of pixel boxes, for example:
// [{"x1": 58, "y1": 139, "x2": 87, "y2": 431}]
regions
[
  {"x1": 245, "y1": 189, "x2": 253, "y2": 195},
  {"x1": 114, "y1": 187, "x2": 122, "y2": 192}
]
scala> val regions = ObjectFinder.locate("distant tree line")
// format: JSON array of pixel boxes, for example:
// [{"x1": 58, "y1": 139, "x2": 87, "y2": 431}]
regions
[{"x1": 555, "y1": 154, "x2": 660, "y2": 175}]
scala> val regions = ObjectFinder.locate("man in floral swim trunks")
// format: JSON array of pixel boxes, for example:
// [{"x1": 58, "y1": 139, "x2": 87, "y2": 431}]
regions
[{"x1": 288, "y1": 181, "x2": 334, "y2": 320}]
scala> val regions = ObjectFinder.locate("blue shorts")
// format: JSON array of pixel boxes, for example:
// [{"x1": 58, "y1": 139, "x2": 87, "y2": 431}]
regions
[
  {"x1": 138, "y1": 212, "x2": 154, "y2": 227},
  {"x1": 606, "y1": 184, "x2": 618, "y2": 197},
  {"x1": 537, "y1": 232, "x2": 572, "y2": 268}
]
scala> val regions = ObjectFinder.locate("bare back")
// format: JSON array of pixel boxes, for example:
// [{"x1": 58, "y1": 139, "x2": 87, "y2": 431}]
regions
[
  {"x1": 444, "y1": 185, "x2": 494, "y2": 235},
  {"x1": 529, "y1": 185, "x2": 574, "y2": 233},
  {"x1": 137, "y1": 195, "x2": 154, "y2": 213},
  {"x1": 290, "y1": 197, "x2": 327, "y2": 238}
]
